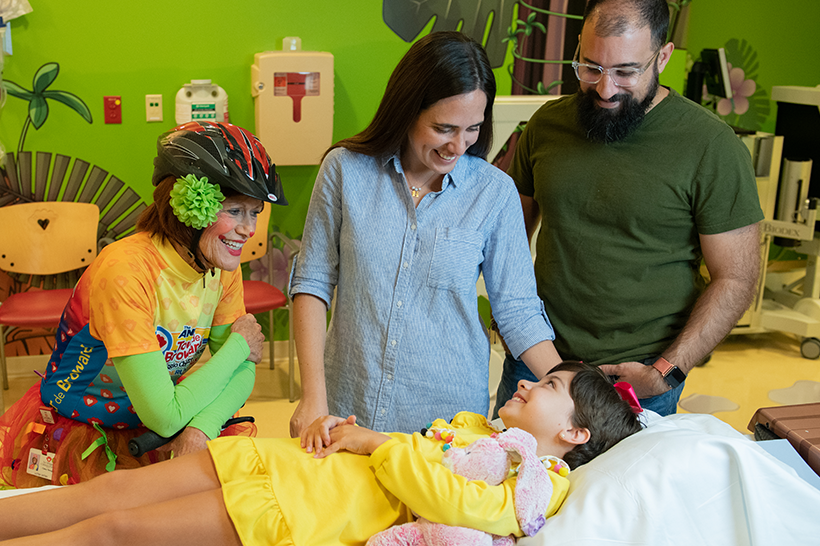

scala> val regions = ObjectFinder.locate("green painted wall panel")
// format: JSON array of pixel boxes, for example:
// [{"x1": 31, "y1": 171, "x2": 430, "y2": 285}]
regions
[
  {"x1": 685, "y1": 0, "x2": 820, "y2": 133},
  {"x1": 0, "y1": 1, "x2": 512, "y2": 234}
]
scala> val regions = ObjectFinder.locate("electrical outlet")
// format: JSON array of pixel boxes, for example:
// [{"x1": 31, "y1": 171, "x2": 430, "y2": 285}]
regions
[
  {"x1": 146, "y1": 94, "x2": 163, "y2": 122},
  {"x1": 104, "y1": 96, "x2": 122, "y2": 124}
]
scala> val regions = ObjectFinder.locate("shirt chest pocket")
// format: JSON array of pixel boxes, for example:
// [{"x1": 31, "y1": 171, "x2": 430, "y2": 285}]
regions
[{"x1": 427, "y1": 228, "x2": 484, "y2": 293}]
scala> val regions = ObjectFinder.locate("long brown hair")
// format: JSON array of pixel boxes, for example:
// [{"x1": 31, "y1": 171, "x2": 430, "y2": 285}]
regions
[{"x1": 328, "y1": 31, "x2": 496, "y2": 161}]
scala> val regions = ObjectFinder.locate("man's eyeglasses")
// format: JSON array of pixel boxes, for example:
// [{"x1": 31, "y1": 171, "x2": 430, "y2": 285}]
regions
[{"x1": 571, "y1": 45, "x2": 661, "y2": 88}]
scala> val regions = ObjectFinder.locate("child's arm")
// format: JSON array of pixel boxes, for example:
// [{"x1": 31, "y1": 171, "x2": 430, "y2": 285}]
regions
[
  {"x1": 370, "y1": 440, "x2": 568, "y2": 537},
  {"x1": 300, "y1": 412, "x2": 352, "y2": 453},
  {"x1": 312, "y1": 417, "x2": 391, "y2": 458}
]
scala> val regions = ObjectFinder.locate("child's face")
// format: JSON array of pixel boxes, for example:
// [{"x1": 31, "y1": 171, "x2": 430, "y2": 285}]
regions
[{"x1": 498, "y1": 370, "x2": 577, "y2": 446}]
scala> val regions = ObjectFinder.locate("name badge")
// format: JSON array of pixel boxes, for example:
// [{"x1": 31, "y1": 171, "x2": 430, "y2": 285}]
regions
[{"x1": 26, "y1": 447, "x2": 56, "y2": 481}]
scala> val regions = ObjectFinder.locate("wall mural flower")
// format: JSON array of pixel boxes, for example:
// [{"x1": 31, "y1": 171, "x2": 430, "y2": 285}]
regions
[
  {"x1": 715, "y1": 63, "x2": 756, "y2": 116},
  {"x1": 704, "y1": 38, "x2": 770, "y2": 131},
  {"x1": 248, "y1": 237, "x2": 301, "y2": 293}
]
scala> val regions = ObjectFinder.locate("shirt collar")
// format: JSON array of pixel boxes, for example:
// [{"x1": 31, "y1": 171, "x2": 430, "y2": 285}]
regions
[
  {"x1": 386, "y1": 153, "x2": 466, "y2": 190},
  {"x1": 152, "y1": 235, "x2": 206, "y2": 283}
]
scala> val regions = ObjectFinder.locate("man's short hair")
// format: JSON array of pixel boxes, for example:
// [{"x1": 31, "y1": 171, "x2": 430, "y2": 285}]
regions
[{"x1": 583, "y1": 0, "x2": 670, "y2": 50}]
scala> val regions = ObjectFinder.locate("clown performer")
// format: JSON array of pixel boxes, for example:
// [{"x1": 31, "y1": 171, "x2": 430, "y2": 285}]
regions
[{"x1": 0, "y1": 121, "x2": 287, "y2": 488}]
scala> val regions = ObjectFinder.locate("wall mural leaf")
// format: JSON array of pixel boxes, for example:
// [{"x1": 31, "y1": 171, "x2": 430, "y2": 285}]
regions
[
  {"x1": 29, "y1": 96, "x2": 49, "y2": 130},
  {"x1": 2, "y1": 62, "x2": 93, "y2": 159},
  {"x1": 43, "y1": 90, "x2": 94, "y2": 124},
  {"x1": 32, "y1": 62, "x2": 60, "y2": 94},
  {"x1": 382, "y1": 0, "x2": 517, "y2": 68},
  {"x1": 1, "y1": 80, "x2": 34, "y2": 101}
]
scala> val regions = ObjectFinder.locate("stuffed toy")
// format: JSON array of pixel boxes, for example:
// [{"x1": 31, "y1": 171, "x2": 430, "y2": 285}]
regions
[{"x1": 367, "y1": 427, "x2": 565, "y2": 546}]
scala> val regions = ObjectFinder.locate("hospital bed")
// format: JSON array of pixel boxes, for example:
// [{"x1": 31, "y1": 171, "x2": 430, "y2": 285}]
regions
[
  {"x1": 2, "y1": 412, "x2": 819, "y2": 545},
  {"x1": 519, "y1": 411, "x2": 820, "y2": 546}
]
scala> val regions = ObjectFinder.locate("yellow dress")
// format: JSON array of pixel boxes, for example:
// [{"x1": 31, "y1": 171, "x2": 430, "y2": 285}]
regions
[{"x1": 207, "y1": 412, "x2": 569, "y2": 546}]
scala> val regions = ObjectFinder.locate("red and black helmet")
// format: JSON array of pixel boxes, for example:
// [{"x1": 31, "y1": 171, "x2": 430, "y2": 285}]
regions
[{"x1": 152, "y1": 121, "x2": 287, "y2": 206}]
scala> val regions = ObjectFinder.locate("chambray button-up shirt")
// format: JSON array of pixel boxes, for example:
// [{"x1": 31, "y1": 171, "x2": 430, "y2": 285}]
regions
[{"x1": 290, "y1": 148, "x2": 554, "y2": 433}]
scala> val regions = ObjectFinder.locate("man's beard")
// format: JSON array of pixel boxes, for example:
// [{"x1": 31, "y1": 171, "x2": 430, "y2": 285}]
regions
[{"x1": 576, "y1": 76, "x2": 659, "y2": 143}]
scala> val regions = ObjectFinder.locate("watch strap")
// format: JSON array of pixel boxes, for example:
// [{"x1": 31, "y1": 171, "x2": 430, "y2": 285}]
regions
[
  {"x1": 652, "y1": 357, "x2": 675, "y2": 376},
  {"x1": 652, "y1": 357, "x2": 686, "y2": 389}
]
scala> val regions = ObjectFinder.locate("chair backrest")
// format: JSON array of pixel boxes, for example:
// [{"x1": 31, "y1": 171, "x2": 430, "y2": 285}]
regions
[
  {"x1": 240, "y1": 202, "x2": 271, "y2": 264},
  {"x1": 0, "y1": 202, "x2": 99, "y2": 275},
  {"x1": 1, "y1": 152, "x2": 147, "y2": 241}
]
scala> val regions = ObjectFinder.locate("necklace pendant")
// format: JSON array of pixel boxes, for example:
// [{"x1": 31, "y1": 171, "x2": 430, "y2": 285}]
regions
[{"x1": 411, "y1": 186, "x2": 420, "y2": 197}]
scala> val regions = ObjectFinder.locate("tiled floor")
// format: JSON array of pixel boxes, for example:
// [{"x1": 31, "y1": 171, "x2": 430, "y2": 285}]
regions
[
  {"x1": 679, "y1": 331, "x2": 820, "y2": 432},
  {"x1": 3, "y1": 331, "x2": 820, "y2": 436}
]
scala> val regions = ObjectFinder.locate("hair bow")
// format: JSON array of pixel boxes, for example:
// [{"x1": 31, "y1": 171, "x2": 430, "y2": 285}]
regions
[{"x1": 614, "y1": 382, "x2": 643, "y2": 413}]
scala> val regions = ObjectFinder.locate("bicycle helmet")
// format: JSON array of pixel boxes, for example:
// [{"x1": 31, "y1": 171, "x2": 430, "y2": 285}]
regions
[{"x1": 152, "y1": 121, "x2": 287, "y2": 206}]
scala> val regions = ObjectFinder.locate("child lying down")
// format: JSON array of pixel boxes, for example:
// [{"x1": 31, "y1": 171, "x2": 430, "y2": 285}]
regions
[{"x1": 0, "y1": 361, "x2": 642, "y2": 546}]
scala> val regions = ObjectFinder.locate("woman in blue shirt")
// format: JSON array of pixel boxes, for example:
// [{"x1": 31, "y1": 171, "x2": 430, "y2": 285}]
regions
[{"x1": 290, "y1": 31, "x2": 561, "y2": 444}]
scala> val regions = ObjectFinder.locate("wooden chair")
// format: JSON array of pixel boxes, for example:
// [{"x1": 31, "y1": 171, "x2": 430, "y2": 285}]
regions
[
  {"x1": 240, "y1": 203, "x2": 296, "y2": 398},
  {"x1": 0, "y1": 202, "x2": 99, "y2": 393},
  {"x1": 0, "y1": 151, "x2": 147, "y2": 290}
]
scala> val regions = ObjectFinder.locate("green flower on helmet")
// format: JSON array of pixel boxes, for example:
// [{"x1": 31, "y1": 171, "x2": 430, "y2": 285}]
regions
[{"x1": 170, "y1": 174, "x2": 225, "y2": 229}]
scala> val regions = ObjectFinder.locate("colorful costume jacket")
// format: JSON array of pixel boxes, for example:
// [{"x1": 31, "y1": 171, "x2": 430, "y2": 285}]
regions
[{"x1": 40, "y1": 232, "x2": 245, "y2": 429}]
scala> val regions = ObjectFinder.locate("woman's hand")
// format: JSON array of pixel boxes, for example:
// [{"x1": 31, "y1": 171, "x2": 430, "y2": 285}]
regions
[
  {"x1": 314, "y1": 422, "x2": 391, "y2": 458},
  {"x1": 155, "y1": 426, "x2": 209, "y2": 458},
  {"x1": 290, "y1": 395, "x2": 329, "y2": 440},
  {"x1": 231, "y1": 313, "x2": 265, "y2": 364},
  {"x1": 298, "y1": 412, "x2": 349, "y2": 454}
]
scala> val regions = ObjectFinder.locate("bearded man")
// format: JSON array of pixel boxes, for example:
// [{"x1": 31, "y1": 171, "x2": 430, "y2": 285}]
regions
[{"x1": 493, "y1": 0, "x2": 763, "y2": 416}]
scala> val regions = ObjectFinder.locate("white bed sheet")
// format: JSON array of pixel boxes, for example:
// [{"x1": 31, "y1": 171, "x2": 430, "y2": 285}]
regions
[{"x1": 520, "y1": 412, "x2": 820, "y2": 546}]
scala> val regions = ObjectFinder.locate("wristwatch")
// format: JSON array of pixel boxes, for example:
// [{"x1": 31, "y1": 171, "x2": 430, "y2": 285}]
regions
[{"x1": 652, "y1": 357, "x2": 686, "y2": 389}]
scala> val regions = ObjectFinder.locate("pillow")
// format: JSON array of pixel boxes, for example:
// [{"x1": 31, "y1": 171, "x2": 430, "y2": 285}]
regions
[{"x1": 519, "y1": 413, "x2": 820, "y2": 546}]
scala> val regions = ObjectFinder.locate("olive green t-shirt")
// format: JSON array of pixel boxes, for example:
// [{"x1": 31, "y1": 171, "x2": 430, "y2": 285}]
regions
[{"x1": 510, "y1": 89, "x2": 764, "y2": 364}]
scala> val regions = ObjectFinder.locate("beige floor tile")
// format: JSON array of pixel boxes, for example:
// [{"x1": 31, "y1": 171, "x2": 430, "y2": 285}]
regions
[{"x1": 680, "y1": 331, "x2": 820, "y2": 432}]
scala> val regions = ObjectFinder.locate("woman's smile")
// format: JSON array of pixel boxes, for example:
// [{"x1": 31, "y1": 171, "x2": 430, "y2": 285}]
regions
[{"x1": 217, "y1": 235, "x2": 246, "y2": 257}]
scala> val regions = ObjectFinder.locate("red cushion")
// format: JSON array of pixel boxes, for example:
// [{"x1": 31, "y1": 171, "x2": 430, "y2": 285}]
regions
[
  {"x1": 0, "y1": 288, "x2": 73, "y2": 328},
  {"x1": 242, "y1": 280, "x2": 287, "y2": 314}
]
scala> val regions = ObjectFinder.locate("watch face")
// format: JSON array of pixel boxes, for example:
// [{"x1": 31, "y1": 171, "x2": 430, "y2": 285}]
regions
[{"x1": 666, "y1": 367, "x2": 687, "y2": 389}]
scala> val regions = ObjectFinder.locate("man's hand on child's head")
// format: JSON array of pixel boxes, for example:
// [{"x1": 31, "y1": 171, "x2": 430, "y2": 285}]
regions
[
  {"x1": 314, "y1": 421, "x2": 391, "y2": 459},
  {"x1": 599, "y1": 361, "x2": 670, "y2": 398},
  {"x1": 301, "y1": 414, "x2": 357, "y2": 454}
]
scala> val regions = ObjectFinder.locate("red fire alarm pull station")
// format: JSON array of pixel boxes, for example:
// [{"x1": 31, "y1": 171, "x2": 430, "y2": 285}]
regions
[
  {"x1": 274, "y1": 72, "x2": 320, "y2": 122},
  {"x1": 104, "y1": 96, "x2": 122, "y2": 124}
]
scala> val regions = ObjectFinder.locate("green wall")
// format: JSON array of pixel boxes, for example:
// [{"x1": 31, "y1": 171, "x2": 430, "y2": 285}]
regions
[
  {"x1": 7, "y1": 1, "x2": 812, "y2": 229},
  {"x1": 685, "y1": 0, "x2": 820, "y2": 133},
  {"x1": 0, "y1": 0, "x2": 513, "y2": 236}
]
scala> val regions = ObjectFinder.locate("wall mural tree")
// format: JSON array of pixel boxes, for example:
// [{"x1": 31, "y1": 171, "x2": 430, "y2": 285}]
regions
[{"x1": 1, "y1": 62, "x2": 92, "y2": 161}]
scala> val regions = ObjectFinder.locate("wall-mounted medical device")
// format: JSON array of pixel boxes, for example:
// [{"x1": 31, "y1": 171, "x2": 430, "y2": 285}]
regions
[
  {"x1": 252, "y1": 37, "x2": 333, "y2": 166},
  {"x1": 175, "y1": 79, "x2": 229, "y2": 125}
]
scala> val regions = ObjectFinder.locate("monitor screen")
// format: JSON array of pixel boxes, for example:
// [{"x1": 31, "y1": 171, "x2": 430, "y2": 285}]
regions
[
  {"x1": 700, "y1": 48, "x2": 732, "y2": 99},
  {"x1": 685, "y1": 48, "x2": 732, "y2": 103}
]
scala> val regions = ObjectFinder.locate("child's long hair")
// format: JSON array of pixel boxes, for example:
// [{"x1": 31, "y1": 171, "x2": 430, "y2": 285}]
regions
[{"x1": 552, "y1": 361, "x2": 643, "y2": 469}]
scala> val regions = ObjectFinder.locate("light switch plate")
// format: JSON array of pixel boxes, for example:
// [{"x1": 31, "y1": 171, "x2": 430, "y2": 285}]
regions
[{"x1": 145, "y1": 94, "x2": 163, "y2": 122}]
